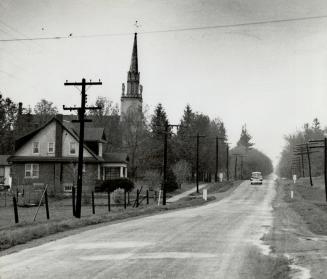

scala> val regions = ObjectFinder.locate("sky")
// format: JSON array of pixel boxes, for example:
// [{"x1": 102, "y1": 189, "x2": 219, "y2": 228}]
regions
[{"x1": 1, "y1": 0, "x2": 327, "y2": 166}]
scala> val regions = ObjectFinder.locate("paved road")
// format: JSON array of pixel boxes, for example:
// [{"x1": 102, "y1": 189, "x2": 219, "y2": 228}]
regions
[{"x1": 0, "y1": 178, "x2": 276, "y2": 279}]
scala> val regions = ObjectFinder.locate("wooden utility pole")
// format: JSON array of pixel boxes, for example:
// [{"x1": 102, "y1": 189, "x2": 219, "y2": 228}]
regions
[
  {"x1": 215, "y1": 137, "x2": 225, "y2": 182},
  {"x1": 64, "y1": 78, "x2": 102, "y2": 218},
  {"x1": 226, "y1": 144, "x2": 230, "y2": 181},
  {"x1": 195, "y1": 133, "x2": 206, "y2": 193},
  {"x1": 232, "y1": 154, "x2": 241, "y2": 180},
  {"x1": 309, "y1": 139, "x2": 327, "y2": 201},
  {"x1": 162, "y1": 121, "x2": 180, "y2": 205},
  {"x1": 294, "y1": 143, "x2": 318, "y2": 187},
  {"x1": 306, "y1": 143, "x2": 313, "y2": 186}
]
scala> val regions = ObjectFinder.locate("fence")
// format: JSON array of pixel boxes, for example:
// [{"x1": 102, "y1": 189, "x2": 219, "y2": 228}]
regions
[{"x1": 0, "y1": 187, "x2": 159, "y2": 228}]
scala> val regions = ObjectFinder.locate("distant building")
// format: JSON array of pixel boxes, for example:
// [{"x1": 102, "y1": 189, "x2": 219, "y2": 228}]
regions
[
  {"x1": 8, "y1": 116, "x2": 128, "y2": 195},
  {"x1": 0, "y1": 155, "x2": 11, "y2": 188},
  {"x1": 120, "y1": 33, "x2": 143, "y2": 120}
]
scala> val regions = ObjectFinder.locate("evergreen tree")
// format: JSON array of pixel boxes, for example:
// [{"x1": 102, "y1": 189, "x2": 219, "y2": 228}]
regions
[
  {"x1": 146, "y1": 103, "x2": 170, "y2": 171},
  {"x1": 150, "y1": 103, "x2": 169, "y2": 138},
  {"x1": 237, "y1": 124, "x2": 254, "y2": 149}
]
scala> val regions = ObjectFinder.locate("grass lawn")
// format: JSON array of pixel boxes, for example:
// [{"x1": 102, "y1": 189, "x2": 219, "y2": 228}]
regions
[
  {"x1": 0, "y1": 180, "x2": 241, "y2": 252},
  {"x1": 0, "y1": 185, "x2": 218, "y2": 252},
  {"x1": 279, "y1": 177, "x2": 327, "y2": 235}
]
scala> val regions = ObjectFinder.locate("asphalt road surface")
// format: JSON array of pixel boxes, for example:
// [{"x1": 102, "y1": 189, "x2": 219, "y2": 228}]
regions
[{"x1": 0, "y1": 178, "x2": 276, "y2": 279}]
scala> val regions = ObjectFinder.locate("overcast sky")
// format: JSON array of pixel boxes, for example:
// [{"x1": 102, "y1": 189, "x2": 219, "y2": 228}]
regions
[{"x1": 1, "y1": 0, "x2": 327, "y2": 166}]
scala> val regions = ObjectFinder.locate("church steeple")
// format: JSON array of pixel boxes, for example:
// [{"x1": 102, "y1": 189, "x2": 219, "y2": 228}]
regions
[
  {"x1": 121, "y1": 33, "x2": 143, "y2": 119},
  {"x1": 124, "y1": 33, "x2": 142, "y2": 98},
  {"x1": 130, "y1": 33, "x2": 138, "y2": 73}
]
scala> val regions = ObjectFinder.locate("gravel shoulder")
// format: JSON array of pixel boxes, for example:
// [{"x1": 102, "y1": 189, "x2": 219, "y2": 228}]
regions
[{"x1": 264, "y1": 178, "x2": 327, "y2": 279}]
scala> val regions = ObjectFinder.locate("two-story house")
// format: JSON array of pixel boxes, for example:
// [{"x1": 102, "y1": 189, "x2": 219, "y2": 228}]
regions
[{"x1": 8, "y1": 115, "x2": 128, "y2": 195}]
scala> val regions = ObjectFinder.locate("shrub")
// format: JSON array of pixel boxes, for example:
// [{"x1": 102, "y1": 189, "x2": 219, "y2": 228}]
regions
[
  {"x1": 165, "y1": 168, "x2": 179, "y2": 192},
  {"x1": 100, "y1": 178, "x2": 134, "y2": 193}
]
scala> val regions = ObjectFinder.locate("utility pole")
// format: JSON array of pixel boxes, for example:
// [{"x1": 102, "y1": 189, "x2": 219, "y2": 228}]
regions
[
  {"x1": 215, "y1": 137, "x2": 225, "y2": 182},
  {"x1": 63, "y1": 78, "x2": 102, "y2": 218},
  {"x1": 226, "y1": 144, "x2": 230, "y2": 181},
  {"x1": 294, "y1": 143, "x2": 317, "y2": 187},
  {"x1": 232, "y1": 154, "x2": 241, "y2": 180},
  {"x1": 309, "y1": 139, "x2": 327, "y2": 201},
  {"x1": 240, "y1": 156, "x2": 244, "y2": 180},
  {"x1": 306, "y1": 143, "x2": 313, "y2": 187},
  {"x1": 195, "y1": 133, "x2": 206, "y2": 193},
  {"x1": 162, "y1": 121, "x2": 180, "y2": 205}
]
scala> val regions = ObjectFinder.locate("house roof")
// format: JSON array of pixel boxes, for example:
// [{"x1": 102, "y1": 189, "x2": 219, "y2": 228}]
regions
[
  {"x1": 103, "y1": 152, "x2": 129, "y2": 164},
  {"x1": 15, "y1": 116, "x2": 100, "y2": 161},
  {"x1": 0, "y1": 155, "x2": 10, "y2": 166}
]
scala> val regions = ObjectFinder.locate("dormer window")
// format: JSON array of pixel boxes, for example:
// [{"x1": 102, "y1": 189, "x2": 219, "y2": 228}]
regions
[
  {"x1": 33, "y1": 142, "x2": 39, "y2": 154},
  {"x1": 70, "y1": 142, "x2": 76, "y2": 155},
  {"x1": 48, "y1": 142, "x2": 55, "y2": 153}
]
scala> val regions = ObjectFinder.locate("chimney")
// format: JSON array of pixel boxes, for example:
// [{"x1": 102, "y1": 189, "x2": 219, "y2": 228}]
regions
[
  {"x1": 55, "y1": 114, "x2": 63, "y2": 157},
  {"x1": 18, "y1": 102, "x2": 23, "y2": 116}
]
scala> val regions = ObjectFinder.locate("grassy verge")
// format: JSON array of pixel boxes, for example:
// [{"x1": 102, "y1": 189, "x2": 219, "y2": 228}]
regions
[
  {"x1": 279, "y1": 177, "x2": 327, "y2": 235},
  {"x1": 0, "y1": 192, "x2": 215, "y2": 252},
  {"x1": 244, "y1": 247, "x2": 291, "y2": 279}
]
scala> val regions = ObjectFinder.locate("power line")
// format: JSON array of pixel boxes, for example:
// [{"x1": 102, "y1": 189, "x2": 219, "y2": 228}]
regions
[{"x1": 1, "y1": 14, "x2": 327, "y2": 42}]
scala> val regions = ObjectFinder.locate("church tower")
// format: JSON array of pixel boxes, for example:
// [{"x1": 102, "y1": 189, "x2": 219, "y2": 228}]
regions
[{"x1": 120, "y1": 33, "x2": 143, "y2": 120}]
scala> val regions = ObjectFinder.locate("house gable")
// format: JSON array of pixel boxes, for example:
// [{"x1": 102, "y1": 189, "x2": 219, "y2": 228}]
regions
[
  {"x1": 62, "y1": 130, "x2": 93, "y2": 158},
  {"x1": 15, "y1": 121, "x2": 56, "y2": 157}
]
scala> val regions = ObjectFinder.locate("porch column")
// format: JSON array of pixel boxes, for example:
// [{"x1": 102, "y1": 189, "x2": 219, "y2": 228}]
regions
[{"x1": 120, "y1": 166, "x2": 124, "y2": 178}]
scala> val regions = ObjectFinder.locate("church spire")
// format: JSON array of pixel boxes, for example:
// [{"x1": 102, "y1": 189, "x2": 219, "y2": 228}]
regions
[
  {"x1": 130, "y1": 33, "x2": 138, "y2": 73},
  {"x1": 124, "y1": 32, "x2": 141, "y2": 97}
]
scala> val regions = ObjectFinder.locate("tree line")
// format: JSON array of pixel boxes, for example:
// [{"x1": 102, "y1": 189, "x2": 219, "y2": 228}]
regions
[
  {"x1": 0, "y1": 93, "x2": 273, "y2": 190},
  {"x1": 277, "y1": 118, "x2": 325, "y2": 179}
]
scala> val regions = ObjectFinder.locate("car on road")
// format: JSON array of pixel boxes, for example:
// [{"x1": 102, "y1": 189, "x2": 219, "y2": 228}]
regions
[{"x1": 250, "y1": 171, "x2": 263, "y2": 185}]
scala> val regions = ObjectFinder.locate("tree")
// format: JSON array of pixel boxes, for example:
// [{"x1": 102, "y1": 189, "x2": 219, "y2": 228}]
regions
[
  {"x1": 89, "y1": 96, "x2": 121, "y2": 150},
  {"x1": 34, "y1": 99, "x2": 58, "y2": 124},
  {"x1": 237, "y1": 124, "x2": 254, "y2": 149},
  {"x1": 0, "y1": 94, "x2": 18, "y2": 154},
  {"x1": 121, "y1": 108, "x2": 149, "y2": 179},
  {"x1": 276, "y1": 118, "x2": 325, "y2": 178},
  {"x1": 172, "y1": 160, "x2": 191, "y2": 188},
  {"x1": 146, "y1": 103, "x2": 170, "y2": 171}
]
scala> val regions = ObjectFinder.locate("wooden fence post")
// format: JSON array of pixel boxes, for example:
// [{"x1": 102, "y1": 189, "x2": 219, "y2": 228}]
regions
[
  {"x1": 92, "y1": 192, "x2": 95, "y2": 214},
  {"x1": 136, "y1": 189, "x2": 139, "y2": 208},
  {"x1": 108, "y1": 190, "x2": 110, "y2": 212},
  {"x1": 45, "y1": 189, "x2": 50, "y2": 220},
  {"x1": 72, "y1": 187, "x2": 76, "y2": 217},
  {"x1": 13, "y1": 196, "x2": 19, "y2": 223},
  {"x1": 124, "y1": 189, "x2": 127, "y2": 209},
  {"x1": 146, "y1": 190, "x2": 149, "y2": 205}
]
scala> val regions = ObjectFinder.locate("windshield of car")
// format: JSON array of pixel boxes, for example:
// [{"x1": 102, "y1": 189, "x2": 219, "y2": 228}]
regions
[{"x1": 251, "y1": 172, "x2": 262, "y2": 178}]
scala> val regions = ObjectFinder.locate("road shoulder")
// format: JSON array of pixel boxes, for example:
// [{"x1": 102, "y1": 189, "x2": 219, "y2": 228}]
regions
[{"x1": 264, "y1": 179, "x2": 327, "y2": 279}]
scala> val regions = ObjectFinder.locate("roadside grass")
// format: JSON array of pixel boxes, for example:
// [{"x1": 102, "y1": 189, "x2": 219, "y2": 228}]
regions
[
  {"x1": 279, "y1": 177, "x2": 327, "y2": 235},
  {"x1": 244, "y1": 247, "x2": 291, "y2": 279},
  {"x1": 0, "y1": 189, "x2": 216, "y2": 251}
]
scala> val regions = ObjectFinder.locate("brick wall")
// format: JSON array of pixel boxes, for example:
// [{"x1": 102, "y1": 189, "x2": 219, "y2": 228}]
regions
[{"x1": 11, "y1": 162, "x2": 99, "y2": 195}]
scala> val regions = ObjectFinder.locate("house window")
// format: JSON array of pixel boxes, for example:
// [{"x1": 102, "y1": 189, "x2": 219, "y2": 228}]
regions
[
  {"x1": 70, "y1": 142, "x2": 76, "y2": 155},
  {"x1": 104, "y1": 167, "x2": 120, "y2": 180},
  {"x1": 32, "y1": 142, "x2": 39, "y2": 154},
  {"x1": 63, "y1": 183, "x2": 73, "y2": 193},
  {"x1": 0, "y1": 167, "x2": 4, "y2": 184},
  {"x1": 48, "y1": 142, "x2": 55, "y2": 153},
  {"x1": 25, "y1": 164, "x2": 39, "y2": 178}
]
